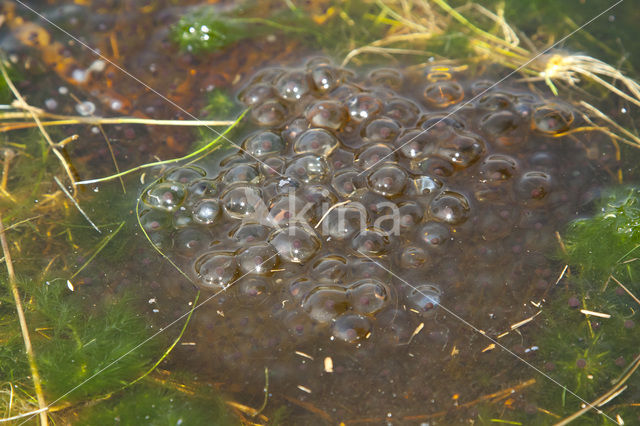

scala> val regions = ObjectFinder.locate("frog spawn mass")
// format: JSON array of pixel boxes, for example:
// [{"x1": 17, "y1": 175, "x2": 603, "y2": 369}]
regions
[{"x1": 140, "y1": 59, "x2": 609, "y2": 345}]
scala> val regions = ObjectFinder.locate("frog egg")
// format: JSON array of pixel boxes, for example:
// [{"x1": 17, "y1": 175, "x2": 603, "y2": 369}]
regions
[
  {"x1": 415, "y1": 155, "x2": 454, "y2": 177},
  {"x1": 248, "y1": 67, "x2": 286, "y2": 85},
  {"x1": 142, "y1": 182, "x2": 186, "y2": 212},
  {"x1": 406, "y1": 284, "x2": 442, "y2": 312},
  {"x1": 173, "y1": 211, "x2": 194, "y2": 228},
  {"x1": 330, "y1": 83, "x2": 362, "y2": 101},
  {"x1": 477, "y1": 92, "x2": 514, "y2": 110},
  {"x1": 429, "y1": 191, "x2": 471, "y2": 225},
  {"x1": 260, "y1": 156, "x2": 286, "y2": 179},
  {"x1": 263, "y1": 177, "x2": 302, "y2": 200},
  {"x1": 221, "y1": 185, "x2": 265, "y2": 220},
  {"x1": 294, "y1": 128, "x2": 340, "y2": 156},
  {"x1": 267, "y1": 193, "x2": 312, "y2": 227},
  {"x1": 350, "y1": 258, "x2": 389, "y2": 280},
  {"x1": 282, "y1": 118, "x2": 310, "y2": 144},
  {"x1": 346, "y1": 93, "x2": 382, "y2": 122},
  {"x1": 275, "y1": 70, "x2": 310, "y2": 101},
  {"x1": 423, "y1": 81, "x2": 464, "y2": 108},
  {"x1": 398, "y1": 201, "x2": 424, "y2": 230},
  {"x1": 320, "y1": 202, "x2": 369, "y2": 240},
  {"x1": 437, "y1": 133, "x2": 485, "y2": 168},
  {"x1": 310, "y1": 255, "x2": 349, "y2": 284},
  {"x1": 164, "y1": 166, "x2": 206, "y2": 184},
  {"x1": 368, "y1": 67, "x2": 403, "y2": 89},
  {"x1": 238, "y1": 83, "x2": 274, "y2": 106},
  {"x1": 302, "y1": 286, "x2": 350, "y2": 323},
  {"x1": 480, "y1": 110, "x2": 524, "y2": 146},
  {"x1": 347, "y1": 279, "x2": 389, "y2": 315},
  {"x1": 366, "y1": 164, "x2": 407, "y2": 197},
  {"x1": 328, "y1": 148, "x2": 355, "y2": 170},
  {"x1": 310, "y1": 65, "x2": 343, "y2": 92},
  {"x1": 269, "y1": 224, "x2": 320, "y2": 263},
  {"x1": 475, "y1": 208, "x2": 517, "y2": 241},
  {"x1": 299, "y1": 184, "x2": 337, "y2": 220},
  {"x1": 363, "y1": 118, "x2": 400, "y2": 143},
  {"x1": 172, "y1": 227, "x2": 210, "y2": 257},
  {"x1": 355, "y1": 144, "x2": 396, "y2": 170},
  {"x1": 148, "y1": 231, "x2": 170, "y2": 250},
  {"x1": 289, "y1": 277, "x2": 317, "y2": 301},
  {"x1": 222, "y1": 164, "x2": 260, "y2": 185},
  {"x1": 396, "y1": 130, "x2": 436, "y2": 159},
  {"x1": 242, "y1": 131, "x2": 285, "y2": 158},
  {"x1": 419, "y1": 222, "x2": 451, "y2": 249},
  {"x1": 230, "y1": 222, "x2": 271, "y2": 244},
  {"x1": 480, "y1": 154, "x2": 518, "y2": 182},
  {"x1": 194, "y1": 251, "x2": 238, "y2": 289},
  {"x1": 139, "y1": 208, "x2": 171, "y2": 232},
  {"x1": 399, "y1": 245, "x2": 429, "y2": 269},
  {"x1": 383, "y1": 97, "x2": 420, "y2": 126},
  {"x1": 285, "y1": 154, "x2": 330, "y2": 183},
  {"x1": 234, "y1": 276, "x2": 271, "y2": 305},
  {"x1": 533, "y1": 103, "x2": 574, "y2": 134},
  {"x1": 251, "y1": 100, "x2": 287, "y2": 127},
  {"x1": 331, "y1": 314, "x2": 372, "y2": 343},
  {"x1": 357, "y1": 191, "x2": 394, "y2": 217},
  {"x1": 469, "y1": 80, "x2": 493, "y2": 96},
  {"x1": 236, "y1": 243, "x2": 278, "y2": 275},
  {"x1": 331, "y1": 169, "x2": 364, "y2": 197},
  {"x1": 188, "y1": 179, "x2": 219, "y2": 200},
  {"x1": 409, "y1": 175, "x2": 443, "y2": 197},
  {"x1": 304, "y1": 101, "x2": 347, "y2": 131},
  {"x1": 191, "y1": 199, "x2": 221, "y2": 225},
  {"x1": 515, "y1": 171, "x2": 553, "y2": 203},
  {"x1": 351, "y1": 228, "x2": 389, "y2": 256}
]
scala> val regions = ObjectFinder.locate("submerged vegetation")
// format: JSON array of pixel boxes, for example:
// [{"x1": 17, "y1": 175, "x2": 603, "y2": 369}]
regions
[{"x1": 1, "y1": 0, "x2": 639, "y2": 424}]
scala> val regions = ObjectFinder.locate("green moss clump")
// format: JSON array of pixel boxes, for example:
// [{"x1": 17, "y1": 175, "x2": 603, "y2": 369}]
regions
[
  {"x1": 76, "y1": 383, "x2": 237, "y2": 426},
  {"x1": 171, "y1": 11, "x2": 248, "y2": 53},
  {"x1": 565, "y1": 188, "x2": 640, "y2": 286}
]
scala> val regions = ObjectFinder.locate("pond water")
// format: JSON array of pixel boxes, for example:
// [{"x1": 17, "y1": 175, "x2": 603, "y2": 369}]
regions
[{"x1": 1, "y1": 0, "x2": 639, "y2": 425}]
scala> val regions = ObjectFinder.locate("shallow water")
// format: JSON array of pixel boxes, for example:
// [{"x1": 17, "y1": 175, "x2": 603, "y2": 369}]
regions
[{"x1": 1, "y1": 0, "x2": 639, "y2": 424}]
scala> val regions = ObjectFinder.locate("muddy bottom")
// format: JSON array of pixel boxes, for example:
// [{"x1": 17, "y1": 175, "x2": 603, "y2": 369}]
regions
[{"x1": 136, "y1": 59, "x2": 615, "y2": 422}]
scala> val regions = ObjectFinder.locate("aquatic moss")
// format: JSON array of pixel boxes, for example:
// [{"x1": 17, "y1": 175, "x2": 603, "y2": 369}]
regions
[{"x1": 171, "y1": 11, "x2": 247, "y2": 54}]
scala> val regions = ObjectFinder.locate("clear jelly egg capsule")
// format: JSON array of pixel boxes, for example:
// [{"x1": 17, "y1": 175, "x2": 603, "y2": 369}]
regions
[
  {"x1": 480, "y1": 154, "x2": 518, "y2": 182},
  {"x1": 300, "y1": 184, "x2": 337, "y2": 212},
  {"x1": 260, "y1": 156, "x2": 286, "y2": 179},
  {"x1": 383, "y1": 97, "x2": 420, "y2": 126},
  {"x1": 142, "y1": 182, "x2": 186, "y2": 212},
  {"x1": 346, "y1": 93, "x2": 382, "y2": 122},
  {"x1": 366, "y1": 164, "x2": 407, "y2": 197},
  {"x1": 396, "y1": 130, "x2": 435, "y2": 159},
  {"x1": 423, "y1": 81, "x2": 464, "y2": 108},
  {"x1": 304, "y1": 101, "x2": 347, "y2": 131},
  {"x1": 351, "y1": 228, "x2": 389, "y2": 256},
  {"x1": 188, "y1": 179, "x2": 219, "y2": 200},
  {"x1": 282, "y1": 118, "x2": 309, "y2": 144},
  {"x1": 285, "y1": 154, "x2": 330, "y2": 183},
  {"x1": 139, "y1": 208, "x2": 171, "y2": 232},
  {"x1": 363, "y1": 118, "x2": 400, "y2": 143},
  {"x1": 429, "y1": 191, "x2": 471, "y2": 225},
  {"x1": 242, "y1": 131, "x2": 285, "y2": 158},
  {"x1": 283, "y1": 310, "x2": 318, "y2": 338},
  {"x1": 267, "y1": 194, "x2": 312, "y2": 227},
  {"x1": 194, "y1": 251, "x2": 238, "y2": 289},
  {"x1": 310, "y1": 255, "x2": 349, "y2": 284},
  {"x1": 399, "y1": 245, "x2": 429, "y2": 269},
  {"x1": 234, "y1": 276, "x2": 271, "y2": 305},
  {"x1": 269, "y1": 224, "x2": 320, "y2": 263},
  {"x1": 410, "y1": 175, "x2": 443, "y2": 196},
  {"x1": 347, "y1": 279, "x2": 389, "y2": 315},
  {"x1": 398, "y1": 201, "x2": 423, "y2": 230},
  {"x1": 238, "y1": 83, "x2": 274, "y2": 106},
  {"x1": 302, "y1": 286, "x2": 350, "y2": 323},
  {"x1": 355, "y1": 144, "x2": 396, "y2": 170},
  {"x1": 406, "y1": 283, "x2": 442, "y2": 312},
  {"x1": 419, "y1": 222, "x2": 451, "y2": 249},
  {"x1": 310, "y1": 65, "x2": 342, "y2": 92},
  {"x1": 480, "y1": 110, "x2": 523, "y2": 146},
  {"x1": 236, "y1": 243, "x2": 278, "y2": 275},
  {"x1": 191, "y1": 199, "x2": 220, "y2": 225},
  {"x1": 368, "y1": 67, "x2": 403, "y2": 89},
  {"x1": 164, "y1": 166, "x2": 206, "y2": 184},
  {"x1": 437, "y1": 133, "x2": 485, "y2": 168},
  {"x1": 230, "y1": 222, "x2": 270, "y2": 244},
  {"x1": 275, "y1": 70, "x2": 310, "y2": 101},
  {"x1": 477, "y1": 92, "x2": 514, "y2": 110},
  {"x1": 331, "y1": 314, "x2": 372, "y2": 343},
  {"x1": 331, "y1": 168, "x2": 363, "y2": 197},
  {"x1": 476, "y1": 207, "x2": 516, "y2": 241},
  {"x1": 320, "y1": 202, "x2": 369, "y2": 240},
  {"x1": 533, "y1": 103, "x2": 574, "y2": 134},
  {"x1": 415, "y1": 155, "x2": 454, "y2": 177},
  {"x1": 172, "y1": 227, "x2": 210, "y2": 257},
  {"x1": 221, "y1": 185, "x2": 265, "y2": 220},
  {"x1": 516, "y1": 171, "x2": 553, "y2": 203},
  {"x1": 350, "y1": 258, "x2": 389, "y2": 280},
  {"x1": 251, "y1": 100, "x2": 287, "y2": 126},
  {"x1": 289, "y1": 277, "x2": 316, "y2": 301},
  {"x1": 222, "y1": 164, "x2": 260, "y2": 185},
  {"x1": 293, "y1": 128, "x2": 340, "y2": 156}
]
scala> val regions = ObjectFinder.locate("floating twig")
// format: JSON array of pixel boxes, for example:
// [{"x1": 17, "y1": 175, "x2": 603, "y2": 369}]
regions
[
  {"x1": 580, "y1": 309, "x2": 611, "y2": 319},
  {"x1": 609, "y1": 275, "x2": 640, "y2": 307}
]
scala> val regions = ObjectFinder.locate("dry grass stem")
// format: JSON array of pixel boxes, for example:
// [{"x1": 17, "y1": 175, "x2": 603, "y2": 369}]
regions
[
  {"x1": 53, "y1": 176, "x2": 101, "y2": 234},
  {"x1": 608, "y1": 275, "x2": 640, "y2": 307}
]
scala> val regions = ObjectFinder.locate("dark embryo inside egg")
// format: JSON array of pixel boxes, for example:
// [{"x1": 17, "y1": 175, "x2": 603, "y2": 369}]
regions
[{"x1": 140, "y1": 58, "x2": 613, "y2": 419}]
